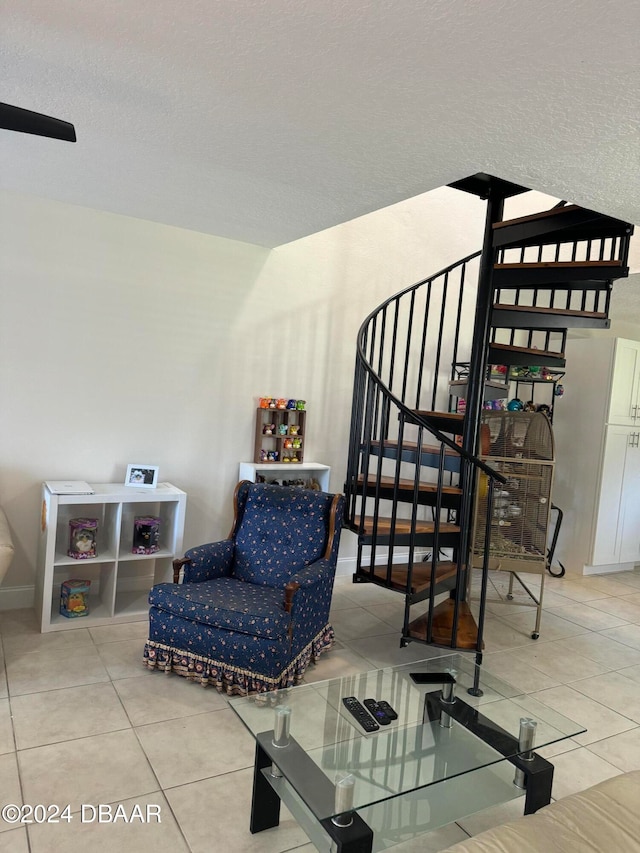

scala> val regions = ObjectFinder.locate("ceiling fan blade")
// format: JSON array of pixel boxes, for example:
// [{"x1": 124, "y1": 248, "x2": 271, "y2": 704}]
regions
[{"x1": 0, "y1": 102, "x2": 76, "y2": 142}]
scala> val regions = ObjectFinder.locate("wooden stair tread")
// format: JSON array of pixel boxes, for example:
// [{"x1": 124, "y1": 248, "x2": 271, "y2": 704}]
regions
[
  {"x1": 361, "y1": 517, "x2": 460, "y2": 536},
  {"x1": 495, "y1": 260, "x2": 622, "y2": 270},
  {"x1": 411, "y1": 410, "x2": 465, "y2": 433},
  {"x1": 492, "y1": 303, "x2": 607, "y2": 320},
  {"x1": 407, "y1": 599, "x2": 479, "y2": 650},
  {"x1": 489, "y1": 342, "x2": 565, "y2": 361},
  {"x1": 357, "y1": 475, "x2": 462, "y2": 497},
  {"x1": 493, "y1": 204, "x2": 582, "y2": 229},
  {"x1": 369, "y1": 440, "x2": 459, "y2": 456},
  {"x1": 370, "y1": 560, "x2": 458, "y2": 594}
]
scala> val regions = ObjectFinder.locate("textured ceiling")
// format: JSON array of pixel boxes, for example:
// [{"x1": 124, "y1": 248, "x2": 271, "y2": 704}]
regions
[{"x1": 1, "y1": 0, "x2": 640, "y2": 248}]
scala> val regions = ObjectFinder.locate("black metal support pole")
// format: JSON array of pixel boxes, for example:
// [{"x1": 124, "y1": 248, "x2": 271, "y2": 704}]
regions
[{"x1": 456, "y1": 188, "x2": 505, "y2": 611}]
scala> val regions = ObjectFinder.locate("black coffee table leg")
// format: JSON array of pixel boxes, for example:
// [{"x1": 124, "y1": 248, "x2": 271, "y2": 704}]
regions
[
  {"x1": 250, "y1": 741, "x2": 281, "y2": 833},
  {"x1": 320, "y1": 815, "x2": 373, "y2": 853}
]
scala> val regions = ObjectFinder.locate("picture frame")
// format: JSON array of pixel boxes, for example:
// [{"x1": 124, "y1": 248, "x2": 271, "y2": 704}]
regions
[{"x1": 125, "y1": 464, "x2": 159, "y2": 489}]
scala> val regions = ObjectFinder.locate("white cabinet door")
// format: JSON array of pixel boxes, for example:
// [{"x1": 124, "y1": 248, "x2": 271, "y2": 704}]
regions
[
  {"x1": 592, "y1": 426, "x2": 640, "y2": 565},
  {"x1": 619, "y1": 435, "x2": 640, "y2": 563},
  {"x1": 608, "y1": 339, "x2": 640, "y2": 426}
]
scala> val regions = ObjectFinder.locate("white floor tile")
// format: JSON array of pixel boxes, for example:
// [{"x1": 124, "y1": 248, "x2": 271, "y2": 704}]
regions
[
  {"x1": 503, "y1": 640, "x2": 609, "y2": 683},
  {"x1": 11, "y1": 682, "x2": 130, "y2": 749},
  {"x1": 331, "y1": 607, "x2": 396, "y2": 642},
  {"x1": 97, "y1": 638, "x2": 155, "y2": 680},
  {"x1": 559, "y1": 632, "x2": 640, "y2": 669},
  {"x1": 113, "y1": 673, "x2": 227, "y2": 727},
  {"x1": 27, "y1": 792, "x2": 187, "y2": 853},
  {"x1": 6, "y1": 645, "x2": 110, "y2": 696},
  {"x1": 549, "y1": 746, "x2": 621, "y2": 800},
  {"x1": 165, "y1": 767, "x2": 309, "y2": 853},
  {"x1": 528, "y1": 684, "x2": 637, "y2": 745},
  {"x1": 544, "y1": 602, "x2": 630, "y2": 631},
  {"x1": 587, "y1": 726, "x2": 640, "y2": 773},
  {"x1": 569, "y1": 671, "x2": 640, "y2": 724},
  {"x1": 582, "y1": 595, "x2": 640, "y2": 623},
  {"x1": 498, "y1": 610, "x2": 589, "y2": 641},
  {"x1": 0, "y1": 828, "x2": 28, "y2": 852},
  {"x1": 18, "y1": 729, "x2": 158, "y2": 814},
  {"x1": 89, "y1": 620, "x2": 150, "y2": 644},
  {"x1": 600, "y1": 623, "x2": 640, "y2": 651},
  {"x1": 0, "y1": 698, "x2": 15, "y2": 755},
  {"x1": 0, "y1": 753, "x2": 22, "y2": 834},
  {"x1": 135, "y1": 708, "x2": 255, "y2": 789}
]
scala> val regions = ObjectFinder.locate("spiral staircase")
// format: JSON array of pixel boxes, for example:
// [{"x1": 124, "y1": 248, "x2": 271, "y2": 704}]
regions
[{"x1": 344, "y1": 173, "x2": 634, "y2": 665}]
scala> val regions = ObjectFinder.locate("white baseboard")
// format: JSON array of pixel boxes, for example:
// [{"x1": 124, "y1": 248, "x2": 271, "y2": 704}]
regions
[
  {"x1": 582, "y1": 562, "x2": 638, "y2": 576},
  {"x1": 0, "y1": 585, "x2": 35, "y2": 611}
]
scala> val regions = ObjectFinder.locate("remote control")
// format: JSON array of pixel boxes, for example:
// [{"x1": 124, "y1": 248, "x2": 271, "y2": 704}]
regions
[
  {"x1": 376, "y1": 700, "x2": 398, "y2": 720},
  {"x1": 364, "y1": 699, "x2": 392, "y2": 725},
  {"x1": 342, "y1": 697, "x2": 380, "y2": 732}
]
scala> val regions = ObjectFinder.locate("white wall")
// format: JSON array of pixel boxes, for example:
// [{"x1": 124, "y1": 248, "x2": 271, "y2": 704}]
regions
[
  {"x1": 1, "y1": 186, "x2": 636, "y2": 606},
  {"x1": 0, "y1": 186, "x2": 489, "y2": 604}
]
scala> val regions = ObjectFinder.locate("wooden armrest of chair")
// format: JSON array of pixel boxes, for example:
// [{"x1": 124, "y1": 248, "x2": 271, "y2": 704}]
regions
[{"x1": 172, "y1": 556, "x2": 191, "y2": 584}]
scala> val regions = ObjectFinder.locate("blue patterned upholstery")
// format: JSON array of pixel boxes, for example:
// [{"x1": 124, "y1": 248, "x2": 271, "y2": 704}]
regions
[{"x1": 145, "y1": 482, "x2": 345, "y2": 695}]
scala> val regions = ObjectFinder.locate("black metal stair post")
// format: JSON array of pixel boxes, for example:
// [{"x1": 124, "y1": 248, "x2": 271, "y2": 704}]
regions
[{"x1": 453, "y1": 187, "x2": 505, "y2": 640}]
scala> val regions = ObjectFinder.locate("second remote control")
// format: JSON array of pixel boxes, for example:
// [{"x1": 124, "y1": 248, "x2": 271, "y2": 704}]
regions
[
  {"x1": 342, "y1": 697, "x2": 379, "y2": 732},
  {"x1": 376, "y1": 700, "x2": 398, "y2": 720},
  {"x1": 364, "y1": 699, "x2": 392, "y2": 725}
]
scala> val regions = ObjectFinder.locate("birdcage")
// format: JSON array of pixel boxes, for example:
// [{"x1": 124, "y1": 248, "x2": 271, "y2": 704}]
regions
[{"x1": 471, "y1": 410, "x2": 555, "y2": 639}]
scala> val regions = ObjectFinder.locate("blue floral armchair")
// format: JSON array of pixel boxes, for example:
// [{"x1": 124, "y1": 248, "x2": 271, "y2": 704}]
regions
[{"x1": 144, "y1": 481, "x2": 345, "y2": 695}]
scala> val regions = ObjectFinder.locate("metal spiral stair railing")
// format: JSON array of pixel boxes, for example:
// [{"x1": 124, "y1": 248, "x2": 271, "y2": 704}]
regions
[
  {"x1": 344, "y1": 174, "x2": 634, "y2": 665},
  {"x1": 344, "y1": 252, "x2": 505, "y2": 655}
]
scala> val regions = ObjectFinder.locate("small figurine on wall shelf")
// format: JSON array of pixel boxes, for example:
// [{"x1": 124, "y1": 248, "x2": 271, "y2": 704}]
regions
[
  {"x1": 278, "y1": 424, "x2": 288, "y2": 435},
  {"x1": 507, "y1": 398, "x2": 524, "y2": 411},
  {"x1": 276, "y1": 398, "x2": 287, "y2": 409},
  {"x1": 296, "y1": 400, "x2": 306, "y2": 410},
  {"x1": 289, "y1": 424, "x2": 299, "y2": 436},
  {"x1": 286, "y1": 399, "x2": 297, "y2": 409},
  {"x1": 60, "y1": 579, "x2": 91, "y2": 618},
  {"x1": 68, "y1": 518, "x2": 98, "y2": 559},
  {"x1": 263, "y1": 423, "x2": 275, "y2": 435}
]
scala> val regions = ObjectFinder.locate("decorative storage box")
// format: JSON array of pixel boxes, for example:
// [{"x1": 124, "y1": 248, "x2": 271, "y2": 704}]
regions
[
  {"x1": 60, "y1": 578, "x2": 91, "y2": 618},
  {"x1": 132, "y1": 516, "x2": 161, "y2": 555},
  {"x1": 68, "y1": 518, "x2": 98, "y2": 559}
]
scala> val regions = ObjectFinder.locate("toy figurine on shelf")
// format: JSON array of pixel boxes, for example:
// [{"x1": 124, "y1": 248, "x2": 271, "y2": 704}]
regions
[
  {"x1": 507, "y1": 398, "x2": 524, "y2": 411},
  {"x1": 259, "y1": 397, "x2": 270, "y2": 409},
  {"x1": 268, "y1": 398, "x2": 277, "y2": 408},
  {"x1": 537, "y1": 403, "x2": 552, "y2": 418},
  {"x1": 292, "y1": 437, "x2": 302, "y2": 449},
  {"x1": 282, "y1": 455, "x2": 291, "y2": 462},
  {"x1": 289, "y1": 424, "x2": 299, "y2": 435},
  {"x1": 524, "y1": 400, "x2": 536, "y2": 412},
  {"x1": 267, "y1": 450, "x2": 279, "y2": 461},
  {"x1": 296, "y1": 400, "x2": 306, "y2": 410},
  {"x1": 263, "y1": 423, "x2": 275, "y2": 435},
  {"x1": 278, "y1": 424, "x2": 288, "y2": 435},
  {"x1": 259, "y1": 449, "x2": 268, "y2": 462},
  {"x1": 286, "y1": 399, "x2": 297, "y2": 409},
  {"x1": 276, "y1": 398, "x2": 287, "y2": 409},
  {"x1": 283, "y1": 438, "x2": 293, "y2": 449}
]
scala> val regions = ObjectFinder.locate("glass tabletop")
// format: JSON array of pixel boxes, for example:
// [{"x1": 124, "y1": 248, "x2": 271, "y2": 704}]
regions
[{"x1": 229, "y1": 653, "x2": 585, "y2": 822}]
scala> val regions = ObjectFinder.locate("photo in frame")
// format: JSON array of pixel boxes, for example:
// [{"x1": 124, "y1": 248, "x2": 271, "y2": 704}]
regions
[{"x1": 125, "y1": 464, "x2": 159, "y2": 489}]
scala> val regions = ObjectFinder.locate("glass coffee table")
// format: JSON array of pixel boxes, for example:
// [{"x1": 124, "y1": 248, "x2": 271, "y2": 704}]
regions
[{"x1": 229, "y1": 654, "x2": 584, "y2": 853}]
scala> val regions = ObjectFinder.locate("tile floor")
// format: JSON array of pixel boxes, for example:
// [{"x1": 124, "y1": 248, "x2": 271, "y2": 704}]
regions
[{"x1": 2, "y1": 567, "x2": 640, "y2": 852}]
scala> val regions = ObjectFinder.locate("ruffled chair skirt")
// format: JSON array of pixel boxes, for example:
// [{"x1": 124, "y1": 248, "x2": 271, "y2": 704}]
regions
[{"x1": 144, "y1": 624, "x2": 334, "y2": 696}]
